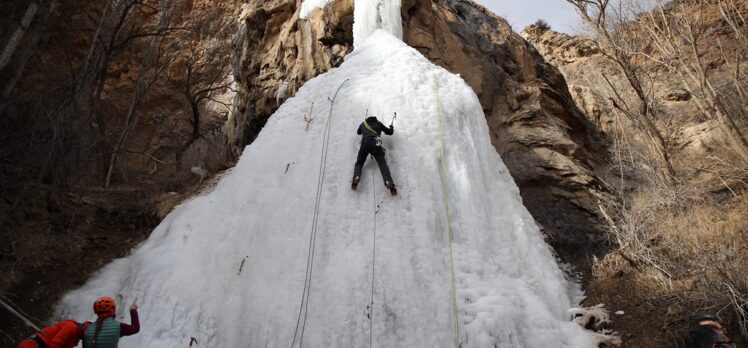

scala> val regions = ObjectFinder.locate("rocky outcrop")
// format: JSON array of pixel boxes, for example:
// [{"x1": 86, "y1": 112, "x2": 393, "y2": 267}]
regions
[
  {"x1": 229, "y1": 0, "x2": 611, "y2": 246},
  {"x1": 520, "y1": 23, "x2": 741, "y2": 159},
  {"x1": 227, "y1": 0, "x2": 354, "y2": 154},
  {"x1": 520, "y1": 26, "x2": 622, "y2": 134}
]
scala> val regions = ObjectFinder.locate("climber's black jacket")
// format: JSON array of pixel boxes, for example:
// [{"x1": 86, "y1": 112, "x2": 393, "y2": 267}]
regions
[
  {"x1": 353, "y1": 116, "x2": 395, "y2": 185},
  {"x1": 357, "y1": 116, "x2": 394, "y2": 138}
]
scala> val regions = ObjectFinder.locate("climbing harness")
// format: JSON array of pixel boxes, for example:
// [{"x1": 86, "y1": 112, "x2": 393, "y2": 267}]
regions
[
  {"x1": 363, "y1": 119, "x2": 377, "y2": 134},
  {"x1": 432, "y1": 70, "x2": 462, "y2": 348},
  {"x1": 362, "y1": 119, "x2": 383, "y2": 147},
  {"x1": 290, "y1": 78, "x2": 349, "y2": 348}
]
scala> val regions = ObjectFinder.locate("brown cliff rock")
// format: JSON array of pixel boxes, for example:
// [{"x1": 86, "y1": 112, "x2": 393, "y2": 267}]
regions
[
  {"x1": 521, "y1": 22, "x2": 746, "y2": 161},
  {"x1": 227, "y1": 0, "x2": 354, "y2": 154},
  {"x1": 520, "y1": 26, "x2": 621, "y2": 134}
]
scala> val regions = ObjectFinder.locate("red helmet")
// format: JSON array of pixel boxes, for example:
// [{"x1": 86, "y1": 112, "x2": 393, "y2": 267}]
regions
[{"x1": 93, "y1": 296, "x2": 116, "y2": 317}]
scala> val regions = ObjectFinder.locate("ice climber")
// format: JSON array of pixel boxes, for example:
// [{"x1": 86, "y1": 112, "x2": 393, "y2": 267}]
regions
[
  {"x1": 81, "y1": 296, "x2": 140, "y2": 348},
  {"x1": 351, "y1": 115, "x2": 397, "y2": 195},
  {"x1": 16, "y1": 319, "x2": 83, "y2": 348}
]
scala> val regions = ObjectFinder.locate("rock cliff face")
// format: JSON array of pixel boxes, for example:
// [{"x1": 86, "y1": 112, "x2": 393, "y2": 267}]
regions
[
  {"x1": 520, "y1": 26, "x2": 623, "y2": 134},
  {"x1": 520, "y1": 23, "x2": 744, "y2": 159},
  {"x1": 227, "y1": 0, "x2": 354, "y2": 154},
  {"x1": 229, "y1": 0, "x2": 611, "y2": 247}
]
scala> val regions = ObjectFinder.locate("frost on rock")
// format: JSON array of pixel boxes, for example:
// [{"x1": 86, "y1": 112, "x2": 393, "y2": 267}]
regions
[
  {"x1": 353, "y1": 0, "x2": 403, "y2": 47},
  {"x1": 570, "y1": 303, "x2": 612, "y2": 329},
  {"x1": 275, "y1": 80, "x2": 289, "y2": 106},
  {"x1": 299, "y1": 0, "x2": 332, "y2": 19},
  {"x1": 570, "y1": 304, "x2": 621, "y2": 346},
  {"x1": 595, "y1": 330, "x2": 623, "y2": 346}
]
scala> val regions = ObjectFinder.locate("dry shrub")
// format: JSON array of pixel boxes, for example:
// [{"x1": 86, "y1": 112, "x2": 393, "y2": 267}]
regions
[
  {"x1": 594, "y1": 188, "x2": 748, "y2": 335},
  {"x1": 154, "y1": 169, "x2": 228, "y2": 218}
]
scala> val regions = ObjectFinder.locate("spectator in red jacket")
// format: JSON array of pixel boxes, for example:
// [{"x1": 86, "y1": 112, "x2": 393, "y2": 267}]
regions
[{"x1": 16, "y1": 319, "x2": 83, "y2": 348}]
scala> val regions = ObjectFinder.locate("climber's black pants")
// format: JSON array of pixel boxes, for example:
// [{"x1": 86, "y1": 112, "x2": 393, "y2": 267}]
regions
[{"x1": 353, "y1": 137, "x2": 393, "y2": 184}]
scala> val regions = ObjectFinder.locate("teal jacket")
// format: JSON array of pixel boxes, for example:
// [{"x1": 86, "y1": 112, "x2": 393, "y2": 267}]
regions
[
  {"x1": 82, "y1": 309, "x2": 140, "y2": 348},
  {"x1": 83, "y1": 317, "x2": 120, "y2": 348}
]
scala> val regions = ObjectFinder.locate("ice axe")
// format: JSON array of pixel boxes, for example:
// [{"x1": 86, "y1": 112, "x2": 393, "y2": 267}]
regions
[{"x1": 390, "y1": 112, "x2": 397, "y2": 127}]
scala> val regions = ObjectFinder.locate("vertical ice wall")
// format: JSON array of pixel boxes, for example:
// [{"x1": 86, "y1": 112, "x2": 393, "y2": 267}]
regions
[{"x1": 353, "y1": 0, "x2": 403, "y2": 47}]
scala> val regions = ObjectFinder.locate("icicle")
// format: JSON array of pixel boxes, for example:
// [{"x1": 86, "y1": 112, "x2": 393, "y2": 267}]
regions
[
  {"x1": 353, "y1": 0, "x2": 403, "y2": 48},
  {"x1": 275, "y1": 80, "x2": 289, "y2": 106}
]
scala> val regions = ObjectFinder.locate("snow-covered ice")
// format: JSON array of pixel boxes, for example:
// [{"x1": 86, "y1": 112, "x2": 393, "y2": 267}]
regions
[{"x1": 56, "y1": 1, "x2": 597, "y2": 347}]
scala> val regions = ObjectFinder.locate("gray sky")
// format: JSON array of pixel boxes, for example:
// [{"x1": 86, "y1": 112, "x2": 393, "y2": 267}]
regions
[{"x1": 475, "y1": 0, "x2": 582, "y2": 34}]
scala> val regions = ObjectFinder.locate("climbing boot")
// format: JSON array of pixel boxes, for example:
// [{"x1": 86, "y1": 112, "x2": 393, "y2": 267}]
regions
[
  {"x1": 385, "y1": 181, "x2": 397, "y2": 196},
  {"x1": 351, "y1": 176, "x2": 360, "y2": 191}
]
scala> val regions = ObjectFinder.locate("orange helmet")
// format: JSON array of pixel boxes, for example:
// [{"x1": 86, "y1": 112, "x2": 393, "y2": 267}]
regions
[{"x1": 93, "y1": 296, "x2": 116, "y2": 317}]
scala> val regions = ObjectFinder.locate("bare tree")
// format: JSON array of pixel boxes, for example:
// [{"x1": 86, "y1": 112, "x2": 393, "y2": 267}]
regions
[
  {"x1": 176, "y1": 10, "x2": 233, "y2": 145},
  {"x1": 88, "y1": 0, "x2": 188, "y2": 136},
  {"x1": 104, "y1": 0, "x2": 179, "y2": 188},
  {"x1": 566, "y1": 0, "x2": 678, "y2": 186},
  {"x1": 641, "y1": 0, "x2": 748, "y2": 164}
]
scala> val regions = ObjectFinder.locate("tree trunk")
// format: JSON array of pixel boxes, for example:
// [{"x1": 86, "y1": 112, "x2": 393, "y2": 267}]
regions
[
  {"x1": 190, "y1": 100, "x2": 200, "y2": 140},
  {"x1": 105, "y1": 84, "x2": 143, "y2": 188},
  {"x1": 0, "y1": 1, "x2": 56, "y2": 110},
  {"x1": 90, "y1": 52, "x2": 113, "y2": 135},
  {"x1": 0, "y1": 2, "x2": 39, "y2": 72}
]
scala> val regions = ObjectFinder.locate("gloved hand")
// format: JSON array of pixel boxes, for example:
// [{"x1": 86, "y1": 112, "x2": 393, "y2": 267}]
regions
[{"x1": 389, "y1": 124, "x2": 394, "y2": 131}]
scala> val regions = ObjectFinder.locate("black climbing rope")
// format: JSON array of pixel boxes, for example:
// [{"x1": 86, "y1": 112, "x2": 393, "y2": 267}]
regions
[{"x1": 291, "y1": 78, "x2": 349, "y2": 348}]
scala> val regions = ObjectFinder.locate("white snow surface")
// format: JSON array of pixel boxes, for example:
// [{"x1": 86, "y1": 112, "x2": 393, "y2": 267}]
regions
[
  {"x1": 353, "y1": 0, "x2": 403, "y2": 47},
  {"x1": 299, "y1": 0, "x2": 332, "y2": 19},
  {"x1": 56, "y1": 31, "x2": 596, "y2": 348}
]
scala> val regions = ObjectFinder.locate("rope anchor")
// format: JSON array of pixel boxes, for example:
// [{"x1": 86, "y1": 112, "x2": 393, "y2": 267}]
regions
[
  {"x1": 284, "y1": 162, "x2": 295, "y2": 174},
  {"x1": 365, "y1": 302, "x2": 374, "y2": 321},
  {"x1": 236, "y1": 256, "x2": 248, "y2": 275}
]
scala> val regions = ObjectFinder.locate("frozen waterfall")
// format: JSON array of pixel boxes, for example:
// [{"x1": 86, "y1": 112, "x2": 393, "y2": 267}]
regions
[{"x1": 55, "y1": 1, "x2": 596, "y2": 347}]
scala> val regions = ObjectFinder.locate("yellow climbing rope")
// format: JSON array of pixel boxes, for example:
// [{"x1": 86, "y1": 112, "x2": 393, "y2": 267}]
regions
[{"x1": 432, "y1": 70, "x2": 461, "y2": 348}]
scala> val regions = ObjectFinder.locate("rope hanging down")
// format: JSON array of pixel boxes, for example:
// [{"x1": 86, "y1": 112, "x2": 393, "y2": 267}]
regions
[
  {"x1": 291, "y1": 78, "x2": 349, "y2": 348},
  {"x1": 367, "y1": 160, "x2": 383, "y2": 348},
  {"x1": 431, "y1": 71, "x2": 461, "y2": 348}
]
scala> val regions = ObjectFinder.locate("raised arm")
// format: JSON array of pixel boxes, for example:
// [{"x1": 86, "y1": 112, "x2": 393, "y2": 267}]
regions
[
  {"x1": 120, "y1": 300, "x2": 140, "y2": 336},
  {"x1": 381, "y1": 121, "x2": 393, "y2": 136}
]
